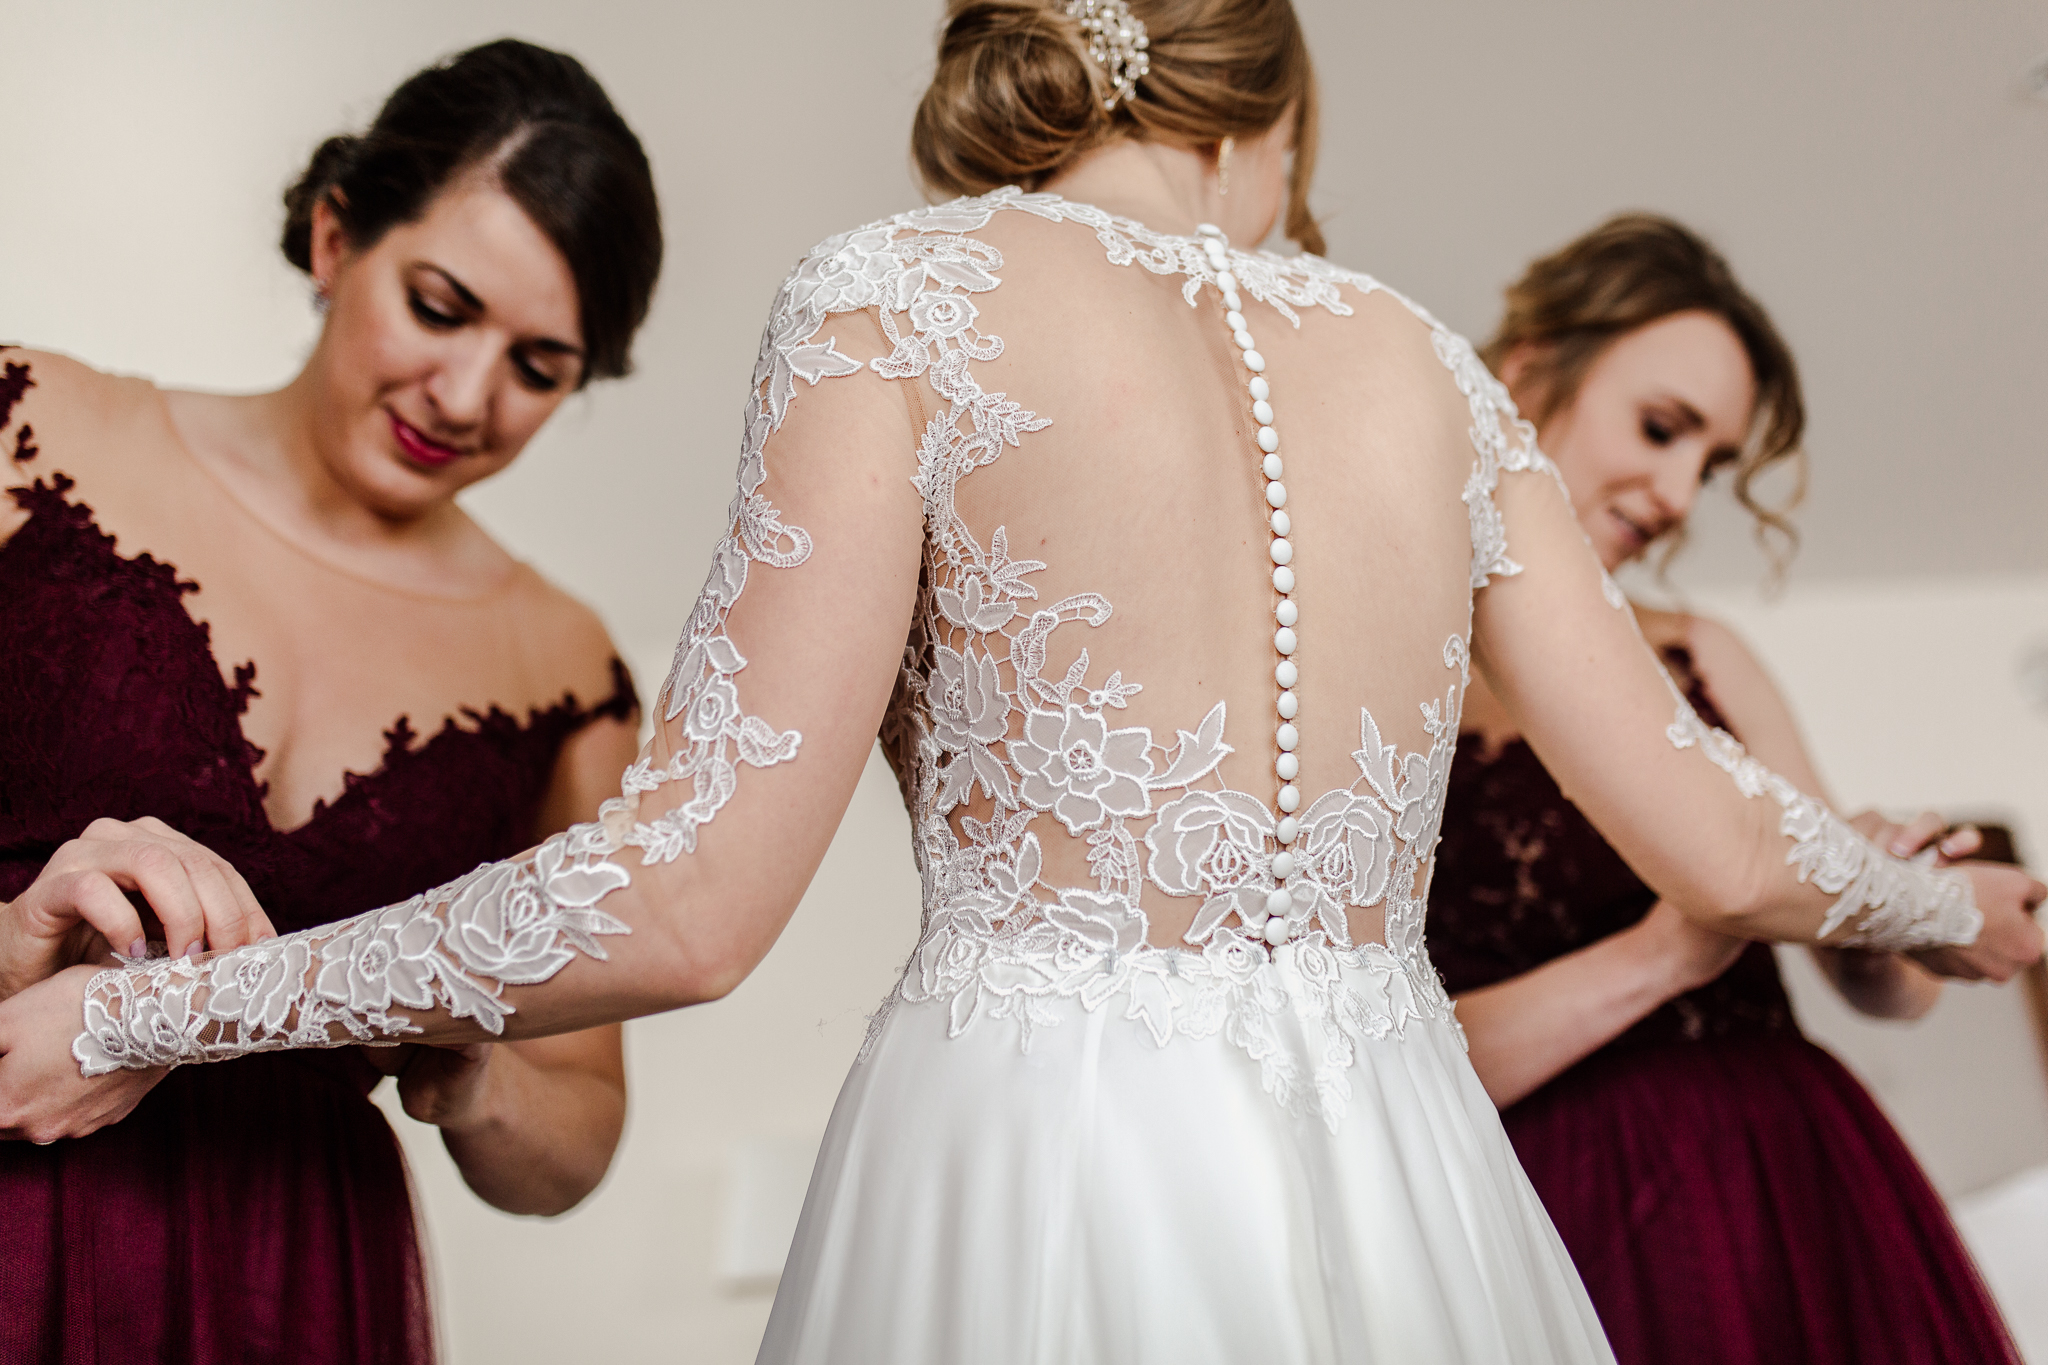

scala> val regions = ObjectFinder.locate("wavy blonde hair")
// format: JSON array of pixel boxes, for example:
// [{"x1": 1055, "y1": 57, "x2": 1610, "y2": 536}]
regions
[
  {"x1": 911, "y1": 0, "x2": 1324, "y2": 254},
  {"x1": 1483, "y1": 213, "x2": 1807, "y2": 576}
]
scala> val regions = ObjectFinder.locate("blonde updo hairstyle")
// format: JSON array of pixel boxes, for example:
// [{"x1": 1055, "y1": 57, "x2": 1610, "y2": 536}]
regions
[
  {"x1": 1482, "y1": 213, "x2": 1807, "y2": 575},
  {"x1": 911, "y1": 0, "x2": 1324, "y2": 255}
]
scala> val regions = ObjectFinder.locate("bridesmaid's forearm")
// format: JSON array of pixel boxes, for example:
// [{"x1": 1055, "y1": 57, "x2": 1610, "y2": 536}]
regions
[
  {"x1": 436, "y1": 1046, "x2": 626, "y2": 1217},
  {"x1": 1454, "y1": 922, "x2": 1688, "y2": 1109}
]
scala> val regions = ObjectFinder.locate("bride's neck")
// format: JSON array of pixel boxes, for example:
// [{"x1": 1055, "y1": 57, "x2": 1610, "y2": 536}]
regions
[{"x1": 1040, "y1": 140, "x2": 1222, "y2": 239}]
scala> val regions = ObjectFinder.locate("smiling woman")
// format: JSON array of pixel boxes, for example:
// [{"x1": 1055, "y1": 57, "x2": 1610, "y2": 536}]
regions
[
  {"x1": 1430, "y1": 214, "x2": 2023, "y2": 1363},
  {"x1": 0, "y1": 38, "x2": 661, "y2": 1365}
]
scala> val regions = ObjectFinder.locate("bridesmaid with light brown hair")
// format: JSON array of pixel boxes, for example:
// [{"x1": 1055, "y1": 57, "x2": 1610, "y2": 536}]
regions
[{"x1": 1428, "y1": 213, "x2": 2022, "y2": 1364}]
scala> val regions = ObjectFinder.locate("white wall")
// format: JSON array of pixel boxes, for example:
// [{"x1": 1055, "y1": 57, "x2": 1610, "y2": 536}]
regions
[{"x1": 7, "y1": 3, "x2": 2047, "y2": 1361}]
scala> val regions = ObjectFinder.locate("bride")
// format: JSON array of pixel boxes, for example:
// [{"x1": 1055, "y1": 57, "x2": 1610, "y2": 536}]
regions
[{"x1": 2, "y1": 2, "x2": 2040, "y2": 1360}]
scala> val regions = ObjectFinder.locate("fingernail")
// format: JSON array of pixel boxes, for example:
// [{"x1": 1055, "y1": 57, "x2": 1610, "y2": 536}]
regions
[
  {"x1": 182, "y1": 940, "x2": 203, "y2": 960},
  {"x1": 127, "y1": 940, "x2": 147, "y2": 960}
]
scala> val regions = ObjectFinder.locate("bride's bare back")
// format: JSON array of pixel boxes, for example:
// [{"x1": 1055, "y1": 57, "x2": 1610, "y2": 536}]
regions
[{"x1": 890, "y1": 204, "x2": 1476, "y2": 952}]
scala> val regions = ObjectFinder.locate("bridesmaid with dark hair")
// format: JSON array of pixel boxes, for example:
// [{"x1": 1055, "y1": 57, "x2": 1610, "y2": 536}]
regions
[
  {"x1": 1428, "y1": 213, "x2": 2021, "y2": 1364},
  {"x1": 0, "y1": 39, "x2": 661, "y2": 1364}
]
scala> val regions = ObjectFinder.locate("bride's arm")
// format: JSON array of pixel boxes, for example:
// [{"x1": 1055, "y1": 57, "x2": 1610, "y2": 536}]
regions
[
  {"x1": 0, "y1": 306, "x2": 927, "y2": 1140},
  {"x1": 1470, "y1": 460, "x2": 2044, "y2": 972},
  {"x1": 1678, "y1": 616, "x2": 1945, "y2": 1020}
]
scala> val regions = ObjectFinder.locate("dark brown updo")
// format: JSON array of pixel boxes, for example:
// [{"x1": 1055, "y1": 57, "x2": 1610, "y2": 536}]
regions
[
  {"x1": 282, "y1": 38, "x2": 662, "y2": 384},
  {"x1": 912, "y1": 0, "x2": 1324, "y2": 255},
  {"x1": 1483, "y1": 213, "x2": 1807, "y2": 572}
]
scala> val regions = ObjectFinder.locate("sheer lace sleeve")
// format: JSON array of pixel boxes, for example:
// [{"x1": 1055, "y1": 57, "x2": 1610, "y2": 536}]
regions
[
  {"x1": 73, "y1": 253, "x2": 928, "y2": 1076},
  {"x1": 1467, "y1": 412, "x2": 1978, "y2": 952}
]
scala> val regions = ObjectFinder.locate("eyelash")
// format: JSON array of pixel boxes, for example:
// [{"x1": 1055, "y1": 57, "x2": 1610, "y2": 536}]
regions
[
  {"x1": 409, "y1": 290, "x2": 561, "y2": 392},
  {"x1": 514, "y1": 356, "x2": 561, "y2": 393},
  {"x1": 1641, "y1": 414, "x2": 1675, "y2": 446},
  {"x1": 408, "y1": 291, "x2": 461, "y2": 330}
]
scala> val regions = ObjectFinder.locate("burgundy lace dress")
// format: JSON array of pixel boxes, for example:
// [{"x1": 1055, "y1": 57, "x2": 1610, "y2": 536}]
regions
[
  {"x1": 1428, "y1": 647, "x2": 2018, "y2": 1364},
  {"x1": 0, "y1": 365, "x2": 635, "y2": 1365}
]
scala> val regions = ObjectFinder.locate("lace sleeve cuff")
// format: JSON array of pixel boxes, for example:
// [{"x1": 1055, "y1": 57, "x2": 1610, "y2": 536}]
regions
[
  {"x1": 1666, "y1": 704, "x2": 1982, "y2": 950},
  {"x1": 72, "y1": 822, "x2": 634, "y2": 1076}
]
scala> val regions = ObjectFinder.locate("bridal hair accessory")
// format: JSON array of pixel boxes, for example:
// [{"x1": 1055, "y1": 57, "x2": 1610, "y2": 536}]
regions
[
  {"x1": 1216, "y1": 135, "x2": 1234, "y2": 196},
  {"x1": 1066, "y1": 0, "x2": 1150, "y2": 112}
]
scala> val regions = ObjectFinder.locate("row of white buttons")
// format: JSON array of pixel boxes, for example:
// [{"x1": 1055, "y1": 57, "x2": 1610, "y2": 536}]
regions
[{"x1": 1197, "y1": 223, "x2": 1299, "y2": 948}]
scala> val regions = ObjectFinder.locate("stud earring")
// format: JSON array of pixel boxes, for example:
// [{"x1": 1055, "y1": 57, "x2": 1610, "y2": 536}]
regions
[{"x1": 1216, "y1": 136, "x2": 1234, "y2": 197}]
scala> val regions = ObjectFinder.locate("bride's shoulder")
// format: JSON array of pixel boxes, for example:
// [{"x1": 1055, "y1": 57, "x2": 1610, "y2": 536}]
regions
[
  {"x1": 774, "y1": 189, "x2": 1103, "y2": 303},
  {"x1": 1274, "y1": 258, "x2": 1508, "y2": 410},
  {"x1": 1276, "y1": 256, "x2": 1475, "y2": 358}
]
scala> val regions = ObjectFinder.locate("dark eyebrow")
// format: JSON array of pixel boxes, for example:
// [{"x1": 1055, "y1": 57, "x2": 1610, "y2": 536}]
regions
[
  {"x1": 417, "y1": 263, "x2": 485, "y2": 312},
  {"x1": 413, "y1": 262, "x2": 585, "y2": 359}
]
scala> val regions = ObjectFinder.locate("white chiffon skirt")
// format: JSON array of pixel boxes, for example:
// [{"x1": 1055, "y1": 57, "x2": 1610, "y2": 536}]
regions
[{"x1": 758, "y1": 959, "x2": 1614, "y2": 1364}]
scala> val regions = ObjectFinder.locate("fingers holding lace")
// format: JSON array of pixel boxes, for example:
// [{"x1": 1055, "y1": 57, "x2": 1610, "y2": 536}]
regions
[
  {"x1": 1851, "y1": 808, "x2": 1982, "y2": 864},
  {"x1": 1911, "y1": 863, "x2": 2046, "y2": 983},
  {"x1": 7, "y1": 820, "x2": 274, "y2": 984}
]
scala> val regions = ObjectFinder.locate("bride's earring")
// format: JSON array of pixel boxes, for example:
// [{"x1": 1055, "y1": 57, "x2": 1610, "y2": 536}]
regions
[
  {"x1": 1216, "y1": 136, "x2": 1234, "y2": 197},
  {"x1": 313, "y1": 277, "x2": 331, "y2": 316}
]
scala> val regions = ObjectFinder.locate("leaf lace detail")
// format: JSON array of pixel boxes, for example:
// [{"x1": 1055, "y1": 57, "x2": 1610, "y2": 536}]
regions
[{"x1": 74, "y1": 822, "x2": 631, "y2": 1075}]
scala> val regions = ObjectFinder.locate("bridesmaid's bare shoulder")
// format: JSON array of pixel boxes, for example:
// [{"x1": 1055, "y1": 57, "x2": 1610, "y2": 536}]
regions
[
  {"x1": 0, "y1": 347, "x2": 161, "y2": 481},
  {"x1": 502, "y1": 562, "x2": 638, "y2": 719},
  {"x1": 1, "y1": 347, "x2": 159, "y2": 542}
]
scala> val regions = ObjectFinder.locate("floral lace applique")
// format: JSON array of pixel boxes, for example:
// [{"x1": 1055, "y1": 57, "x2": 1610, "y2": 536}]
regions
[
  {"x1": 1665, "y1": 703, "x2": 1980, "y2": 948},
  {"x1": 75, "y1": 823, "x2": 628, "y2": 1075},
  {"x1": 701, "y1": 190, "x2": 1488, "y2": 1127}
]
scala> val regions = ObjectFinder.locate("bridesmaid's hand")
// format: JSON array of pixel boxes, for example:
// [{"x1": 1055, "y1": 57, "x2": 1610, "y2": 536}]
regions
[
  {"x1": 1847, "y1": 808, "x2": 1981, "y2": 864},
  {"x1": 1841, "y1": 808, "x2": 2045, "y2": 984},
  {"x1": 1911, "y1": 864, "x2": 2046, "y2": 984},
  {"x1": 365, "y1": 1040, "x2": 500, "y2": 1130},
  {"x1": 0, "y1": 963, "x2": 165, "y2": 1144},
  {"x1": 0, "y1": 818, "x2": 276, "y2": 1001}
]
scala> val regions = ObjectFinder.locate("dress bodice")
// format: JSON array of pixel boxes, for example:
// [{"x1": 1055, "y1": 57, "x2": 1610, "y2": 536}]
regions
[
  {"x1": 1427, "y1": 646, "x2": 1795, "y2": 1049},
  {"x1": 628, "y1": 191, "x2": 1549, "y2": 1122},
  {"x1": 0, "y1": 378, "x2": 637, "y2": 930}
]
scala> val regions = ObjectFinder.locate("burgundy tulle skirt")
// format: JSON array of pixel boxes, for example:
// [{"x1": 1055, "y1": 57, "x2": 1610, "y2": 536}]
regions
[
  {"x1": 0, "y1": 1050, "x2": 432, "y2": 1365},
  {"x1": 1504, "y1": 1030, "x2": 2019, "y2": 1365}
]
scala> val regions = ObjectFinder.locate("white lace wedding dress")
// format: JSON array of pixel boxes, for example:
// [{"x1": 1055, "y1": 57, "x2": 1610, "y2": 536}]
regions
[
  {"x1": 72, "y1": 190, "x2": 1980, "y2": 1365},
  {"x1": 751, "y1": 194, "x2": 1610, "y2": 1363}
]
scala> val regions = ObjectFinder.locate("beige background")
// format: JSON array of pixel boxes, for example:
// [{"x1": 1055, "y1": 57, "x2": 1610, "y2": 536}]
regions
[{"x1": 5, "y1": 1, "x2": 2047, "y2": 1360}]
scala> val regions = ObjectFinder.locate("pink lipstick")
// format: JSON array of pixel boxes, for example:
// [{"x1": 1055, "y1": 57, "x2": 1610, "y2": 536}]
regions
[{"x1": 387, "y1": 410, "x2": 465, "y2": 468}]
